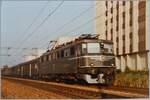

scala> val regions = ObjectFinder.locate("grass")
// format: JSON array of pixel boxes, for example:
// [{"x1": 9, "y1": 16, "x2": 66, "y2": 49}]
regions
[{"x1": 114, "y1": 71, "x2": 149, "y2": 88}]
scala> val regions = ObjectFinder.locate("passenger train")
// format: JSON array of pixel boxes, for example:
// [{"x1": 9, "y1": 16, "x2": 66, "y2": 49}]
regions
[{"x1": 2, "y1": 34, "x2": 116, "y2": 85}]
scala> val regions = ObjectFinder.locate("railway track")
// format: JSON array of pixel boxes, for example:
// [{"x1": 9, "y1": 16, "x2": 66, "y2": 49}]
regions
[{"x1": 2, "y1": 77, "x2": 149, "y2": 99}]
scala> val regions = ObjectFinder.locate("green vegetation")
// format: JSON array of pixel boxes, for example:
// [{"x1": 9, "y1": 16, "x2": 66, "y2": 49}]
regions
[{"x1": 114, "y1": 71, "x2": 149, "y2": 88}]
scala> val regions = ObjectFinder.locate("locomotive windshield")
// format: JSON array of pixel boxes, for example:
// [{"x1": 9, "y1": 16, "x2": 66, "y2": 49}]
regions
[
  {"x1": 82, "y1": 42, "x2": 113, "y2": 54},
  {"x1": 87, "y1": 43, "x2": 100, "y2": 53}
]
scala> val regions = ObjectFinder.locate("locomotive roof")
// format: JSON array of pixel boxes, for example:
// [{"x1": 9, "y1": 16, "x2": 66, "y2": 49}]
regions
[{"x1": 42, "y1": 34, "x2": 113, "y2": 56}]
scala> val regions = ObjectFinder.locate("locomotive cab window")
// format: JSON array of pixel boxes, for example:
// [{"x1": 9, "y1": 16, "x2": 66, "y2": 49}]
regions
[
  {"x1": 100, "y1": 43, "x2": 113, "y2": 54},
  {"x1": 87, "y1": 43, "x2": 100, "y2": 53}
]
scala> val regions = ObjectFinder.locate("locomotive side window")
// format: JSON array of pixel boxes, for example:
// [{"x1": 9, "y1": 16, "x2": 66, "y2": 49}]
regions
[
  {"x1": 64, "y1": 49, "x2": 70, "y2": 57},
  {"x1": 61, "y1": 50, "x2": 64, "y2": 58},
  {"x1": 70, "y1": 46, "x2": 75, "y2": 56},
  {"x1": 87, "y1": 43, "x2": 100, "y2": 53},
  {"x1": 82, "y1": 43, "x2": 87, "y2": 54}
]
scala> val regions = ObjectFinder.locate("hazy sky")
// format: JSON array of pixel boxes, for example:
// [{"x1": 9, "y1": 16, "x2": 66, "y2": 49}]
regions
[{"x1": 0, "y1": 0, "x2": 95, "y2": 67}]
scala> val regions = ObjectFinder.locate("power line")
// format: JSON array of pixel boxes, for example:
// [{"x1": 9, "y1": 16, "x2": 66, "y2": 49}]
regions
[
  {"x1": 34, "y1": 3, "x2": 101, "y2": 48},
  {"x1": 15, "y1": 1, "x2": 50, "y2": 46},
  {"x1": 39, "y1": 3, "x2": 133, "y2": 48},
  {"x1": 6, "y1": 1, "x2": 50, "y2": 63},
  {"x1": 18, "y1": 0, "x2": 64, "y2": 48},
  {"x1": 8, "y1": 1, "x2": 65, "y2": 66},
  {"x1": 1, "y1": 47, "x2": 40, "y2": 50},
  {"x1": 14, "y1": 1, "x2": 52, "y2": 50},
  {"x1": 35, "y1": 4, "x2": 99, "y2": 45},
  {"x1": 12, "y1": 1, "x2": 64, "y2": 60}
]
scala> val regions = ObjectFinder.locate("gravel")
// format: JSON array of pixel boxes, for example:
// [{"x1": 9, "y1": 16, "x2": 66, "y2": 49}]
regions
[{"x1": 1, "y1": 79, "x2": 70, "y2": 99}]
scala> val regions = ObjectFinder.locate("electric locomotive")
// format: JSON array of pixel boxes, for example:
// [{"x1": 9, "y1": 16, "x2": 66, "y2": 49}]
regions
[{"x1": 39, "y1": 34, "x2": 116, "y2": 84}]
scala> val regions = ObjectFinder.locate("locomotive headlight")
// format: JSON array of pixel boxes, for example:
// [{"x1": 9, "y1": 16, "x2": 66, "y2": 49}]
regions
[
  {"x1": 90, "y1": 63, "x2": 94, "y2": 67},
  {"x1": 111, "y1": 64, "x2": 114, "y2": 67}
]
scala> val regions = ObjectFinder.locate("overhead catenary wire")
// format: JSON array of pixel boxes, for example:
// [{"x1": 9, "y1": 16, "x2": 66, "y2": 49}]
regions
[
  {"x1": 4, "y1": 1, "x2": 50, "y2": 65},
  {"x1": 34, "y1": 3, "x2": 101, "y2": 46},
  {"x1": 15, "y1": 1, "x2": 64, "y2": 50},
  {"x1": 33, "y1": 3, "x2": 101, "y2": 48},
  {"x1": 39, "y1": 3, "x2": 137, "y2": 49},
  {"x1": 38, "y1": 3, "x2": 117, "y2": 48},
  {"x1": 11, "y1": 1, "x2": 64, "y2": 61},
  {"x1": 15, "y1": 1, "x2": 51, "y2": 46}
]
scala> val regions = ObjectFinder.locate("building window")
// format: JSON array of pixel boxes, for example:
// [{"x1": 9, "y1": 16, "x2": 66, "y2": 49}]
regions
[
  {"x1": 123, "y1": 46, "x2": 125, "y2": 54},
  {"x1": 116, "y1": 25, "x2": 119, "y2": 31},
  {"x1": 116, "y1": 48, "x2": 119, "y2": 55},
  {"x1": 106, "y1": 11, "x2": 108, "y2": 16},
  {"x1": 129, "y1": 19, "x2": 132, "y2": 26},
  {"x1": 116, "y1": 37, "x2": 119, "y2": 42},
  {"x1": 111, "y1": 18, "x2": 113, "y2": 23},
  {"x1": 116, "y1": 15, "x2": 119, "y2": 21},
  {"x1": 111, "y1": 7, "x2": 113, "y2": 14},
  {"x1": 105, "y1": 20, "x2": 108, "y2": 25},
  {"x1": 130, "y1": 8, "x2": 133, "y2": 15},
  {"x1": 130, "y1": 44, "x2": 133, "y2": 53},
  {"x1": 117, "y1": 2, "x2": 119, "y2": 9},
  {"x1": 122, "y1": 23, "x2": 125, "y2": 29},
  {"x1": 129, "y1": 32, "x2": 133, "y2": 39},
  {"x1": 111, "y1": 28, "x2": 113, "y2": 34},
  {"x1": 111, "y1": 28, "x2": 113, "y2": 41},
  {"x1": 123, "y1": 1, "x2": 126, "y2": 6},
  {"x1": 106, "y1": 1, "x2": 108, "y2": 8},
  {"x1": 122, "y1": 35, "x2": 125, "y2": 40},
  {"x1": 106, "y1": 30, "x2": 108, "y2": 40},
  {"x1": 123, "y1": 12, "x2": 125, "y2": 18}
]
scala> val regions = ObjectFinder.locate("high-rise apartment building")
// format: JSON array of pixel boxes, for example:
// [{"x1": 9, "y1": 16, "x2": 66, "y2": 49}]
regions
[{"x1": 95, "y1": 0, "x2": 149, "y2": 72}]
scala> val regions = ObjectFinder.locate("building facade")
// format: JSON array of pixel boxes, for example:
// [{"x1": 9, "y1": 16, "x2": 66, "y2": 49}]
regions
[{"x1": 95, "y1": 0, "x2": 149, "y2": 72}]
